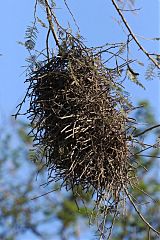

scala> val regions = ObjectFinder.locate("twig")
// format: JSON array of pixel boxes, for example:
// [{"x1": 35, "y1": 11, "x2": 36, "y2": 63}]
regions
[
  {"x1": 138, "y1": 154, "x2": 160, "y2": 158},
  {"x1": 124, "y1": 187, "x2": 160, "y2": 236},
  {"x1": 111, "y1": 0, "x2": 160, "y2": 69},
  {"x1": 135, "y1": 34, "x2": 160, "y2": 41},
  {"x1": 63, "y1": 0, "x2": 80, "y2": 33},
  {"x1": 31, "y1": 188, "x2": 60, "y2": 200},
  {"x1": 148, "y1": 228, "x2": 151, "y2": 240},
  {"x1": 46, "y1": 28, "x2": 51, "y2": 61},
  {"x1": 44, "y1": 0, "x2": 60, "y2": 49},
  {"x1": 26, "y1": 223, "x2": 45, "y2": 238},
  {"x1": 119, "y1": 8, "x2": 141, "y2": 12},
  {"x1": 134, "y1": 146, "x2": 153, "y2": 156},
  {"x1": 133, "y1": 124, "x2": 160, "y2": 137}
]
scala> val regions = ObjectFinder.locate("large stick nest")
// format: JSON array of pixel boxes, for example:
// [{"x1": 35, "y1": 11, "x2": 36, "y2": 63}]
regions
[
  {"x1": 22, "y1": 39, "x2": 132, "y2": 206},
  {"x1": 15, "y1": 1, "x2": 160, "y2": 235}
]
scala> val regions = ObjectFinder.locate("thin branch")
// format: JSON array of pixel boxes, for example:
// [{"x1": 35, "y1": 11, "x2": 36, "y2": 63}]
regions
[
  {"x1": 46, "y1": 28, "x2": 51, "y2": 61},
  {"x1": 26, "y1": 223, "x2": 45, "y2": 238},
  {"x1": 133, "y1": 185, "x2": 158, "y2": 203},
  {"x1": 44, "y1": 0, "x2": 60, "y2": 49},
  {"x1": 135, "y1": 34, "x2": 160, "y2": 41},
  {"x1": 133, "y1": 124, "x2": 160, "y2": 137},
  {"x1": 31, "y1": 188, "x2": 60, "y2": 200},
  {"x1": 134, "y1": 146, "x2": 153, "y2": 155},
  {"x1": 138, "y1": 154, "x2": 160, "y2": 158},
  {"x1": 111, "y1": 0, "x2": 160, "y2": 69},
  {"x1": 63, "y1": 0, "x2": 80, "y2": 33},
  {"x1": 124, "y1": 187, "x2": 160, "y2": 236},
  {"x1": 34, "y1": 0, "x2": 38, "y2": 21},
  {"x1": 148, "y1": 228, "x2": 151, "y2": 240},
  {"x1": 119, "y1": 8, "x2": 141, "y2": 12}
]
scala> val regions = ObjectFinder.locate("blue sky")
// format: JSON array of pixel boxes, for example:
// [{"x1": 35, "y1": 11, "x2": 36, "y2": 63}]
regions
[
  {"x1": 0, "y1": 0, "x2": 159, "y2": 124},
  {"x1": 0, "y1": 1, "x2": 159, "y2": 239}
]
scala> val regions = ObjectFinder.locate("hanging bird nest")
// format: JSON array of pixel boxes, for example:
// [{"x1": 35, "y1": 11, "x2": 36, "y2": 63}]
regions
[
  {"x1": 20, "y1": 38, "x2": 132, "y2": 203},
  {"x1": 14, "y1": 1, "x2": 160, "y2": 236}
]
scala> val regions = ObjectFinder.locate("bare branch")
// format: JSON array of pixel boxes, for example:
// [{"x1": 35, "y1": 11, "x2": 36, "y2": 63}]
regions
[
  {"x1": 46, "y1": 28, "x2": 51, "y2": 61},
  {"x1": 111, "y1": 0, "x2": 160, "y2": 69},
  {"x1": 133, "y1": 124, "x2": 160, "y2": 137},
  {"x1": 63, "y1": 0, "x2": 80, "y2": 33},
  {"x1": 44, "y1": 0, "x2": 60, "y2": 49},
  {"x1": 119, "y1": 8, "x2": 141, "y2": 12}
]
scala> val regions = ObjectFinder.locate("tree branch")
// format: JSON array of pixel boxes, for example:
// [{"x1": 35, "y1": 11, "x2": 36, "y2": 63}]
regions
[
  {"x1": 44, "y1": 0, "x2": 60, "y2": 49},
  {"x1": 111, "y1": 0, "x2": 160, "y2": 69}
]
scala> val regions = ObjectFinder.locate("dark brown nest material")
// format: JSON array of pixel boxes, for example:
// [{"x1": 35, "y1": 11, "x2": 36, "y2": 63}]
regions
[{"x1": 21, "y1": 42, "x2": 132, "y2": 204}]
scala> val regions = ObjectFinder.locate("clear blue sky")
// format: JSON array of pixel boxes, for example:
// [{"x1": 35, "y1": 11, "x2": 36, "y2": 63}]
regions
[{"x1": 0, "y1": 1, "x2": 159, "y2": 239}]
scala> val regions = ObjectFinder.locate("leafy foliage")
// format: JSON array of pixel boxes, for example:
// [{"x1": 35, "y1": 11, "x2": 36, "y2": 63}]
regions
[
  {"x1": 25, "y1": 22, "x2": 38, "y2": 50},
  {"x1": 145, "y1": 62, "x2": 156, "y2": 80}
]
